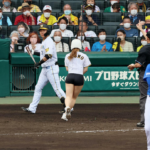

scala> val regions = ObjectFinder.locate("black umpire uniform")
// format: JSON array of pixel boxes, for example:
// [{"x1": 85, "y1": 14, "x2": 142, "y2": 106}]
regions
[{"x1": 136, "y1": 42, "x2": 150, "y2": 127}]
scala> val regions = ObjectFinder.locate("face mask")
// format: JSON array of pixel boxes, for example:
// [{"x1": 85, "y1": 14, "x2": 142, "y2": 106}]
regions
[
  {"x1": 111, "y1": 1, "x2": 118, "y2": 5},
  {"x1": 124, "y1": 23, "x2": 131, "y2": 28},
  {"x1": 23, "y1": 10, "x2": 30, "y2": 15},
  {"x1": 54, "y1": 36, "x2": 61, "y2": 42},
  {"x1": 85, "y1": 10, "x2": 92, "y2": 15},
  {"x1": 141, "y1": 41, "x2": 147, "y2": 46},
  {"x1": 26, "y1": 1, "x2": 32, "y2": 5},
  {"x1": 78, "y1": 36, "x2": 85, "y2": 41},
  {"x1": 44, "y1": 12, "x2": 50, "y2": 18},
  {"x1": 12, "y1": 37, "x2": 18, "y2": 42},
  {"x1": 131, "y1": 9, "x2": 138, "y2": 16},
  {"x1": 64, "y1": 10, "x2": 71, "y2": 15},
  {"x1": 4, "y1": 2, "x2": 10, "y2": 7},
  {"x1": 118, "y1": 36, "x2": 124, "y2": 41},
  {"x1": 0, "y1": 13, "x2": 2, "y2": 18},
  {"x1": 90, "y1": 4, "x2": 94, "y2": 6},
  {"x1": 145, "y1": 24, "x2": 150, "y2": 28},
  {"x1": 18, "y1": 28, "x2": 25, "y2": 33},
  {"x1": 99, "y1": 35, "x2": 106, "y2": 41},
  {"x1": 60, "y1": 24, "x2": 67, "y2": 30},
  {"x1": 30, "y1": 38, "x2": 37, "y2": 45}
]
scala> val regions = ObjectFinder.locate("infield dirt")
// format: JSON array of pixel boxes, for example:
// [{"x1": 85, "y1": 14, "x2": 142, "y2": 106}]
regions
[{"x1": 0, "y1": 104, "x2": 146, "y2": 150}]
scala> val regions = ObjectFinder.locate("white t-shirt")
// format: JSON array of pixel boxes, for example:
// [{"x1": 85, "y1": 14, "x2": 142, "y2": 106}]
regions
[
  {"x1": 50, "y1": 29, "x2": 74, "y2": 38},
  {"x1": 40, "y1": 36, "x2": 58, "y2": 67},
  {"x1": 84, "y1": 31, "x2": 97, "y2": 37},
  {"x1": 24, "y1": 43, "x2": 41, "y2": 53},
  {"x1": 65, "y1": 51, "x2": 91, "y2": 75},
  {"x1": 75, "y1": 31, "x2": 97, "y2": 37}
]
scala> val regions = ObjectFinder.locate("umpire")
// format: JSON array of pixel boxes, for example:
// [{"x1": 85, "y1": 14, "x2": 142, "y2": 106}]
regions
[{"x1": 128, "y1": 31, "x2": 150, "y2": 127}]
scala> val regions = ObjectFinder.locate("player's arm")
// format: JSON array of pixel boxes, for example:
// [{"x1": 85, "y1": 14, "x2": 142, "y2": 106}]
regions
[
  {"x1": 128, "y1": 63, "x2": 142, "y2": 71},
  {"x1": 83, "y1": 67, "x2": 88, "y2": 74},
  {"x1": 65, "y1": 66, "x2": 68, "y2": 71}
]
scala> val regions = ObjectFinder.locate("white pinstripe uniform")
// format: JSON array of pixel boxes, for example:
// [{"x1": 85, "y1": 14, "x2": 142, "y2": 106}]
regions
[{"x1": 28, "y1": 36, "x2": 66, "y2": 113}]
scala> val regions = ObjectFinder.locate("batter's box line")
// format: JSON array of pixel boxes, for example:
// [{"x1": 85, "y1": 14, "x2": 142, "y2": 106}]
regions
[{"x1": 0, "y1": 128, "x2": 145, "y2": 136}]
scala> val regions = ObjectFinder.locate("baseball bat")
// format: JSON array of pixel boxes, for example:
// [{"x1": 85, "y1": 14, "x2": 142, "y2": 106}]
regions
[{"x1": 26, "y1": 46, "x2": 36, "y2": 64}]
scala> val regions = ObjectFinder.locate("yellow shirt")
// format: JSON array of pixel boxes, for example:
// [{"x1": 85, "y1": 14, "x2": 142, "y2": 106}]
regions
[
  {"x1": 112, "y1": 42, "x2": 123, "y2": 52},
  {"x1": 38, "y1": 14, "x2": 57, "y2": 25},
  {"x1": 137, "y1": 45, "x2": 143, "y2": 52},
  {"x1": 18, "y1": 4, "x2": 41, "y2": 12},
  {"x1": 58, "y1": 14, "x2": 78, "y2": 25}
]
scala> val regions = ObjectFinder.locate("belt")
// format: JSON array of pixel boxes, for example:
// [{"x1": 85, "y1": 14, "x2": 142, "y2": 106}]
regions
[{"x1": 45, "y1": 62, "x2": 58, "y2": 69}]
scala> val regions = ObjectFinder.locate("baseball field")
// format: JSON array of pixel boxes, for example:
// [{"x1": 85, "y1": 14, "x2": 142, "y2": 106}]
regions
[{"x1": 0, "y1": 96, "x2": 146, "y2": 150}]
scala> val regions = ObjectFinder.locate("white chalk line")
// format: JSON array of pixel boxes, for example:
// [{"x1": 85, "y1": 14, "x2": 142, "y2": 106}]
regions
[{"x1": 0, "y1": 128, "x2": 145, "y2": 136}]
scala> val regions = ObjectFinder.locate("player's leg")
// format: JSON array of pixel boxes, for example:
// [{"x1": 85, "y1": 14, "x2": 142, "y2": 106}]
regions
[
  {"x1": 28, "y1": 69, "x2": 49, "y2": 113},
  {"x1": 145, "y1": 96, "x2": 150, "y2": 150},
  {"x1": 138, "y1": 70, "x2": 148, "y2": 127},
  {"x1": 46, "y1": 65, "x2": 66, "y2": 106}
]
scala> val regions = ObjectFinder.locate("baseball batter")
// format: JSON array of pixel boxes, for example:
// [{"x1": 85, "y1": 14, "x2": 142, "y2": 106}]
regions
[
  {"x1": 21, "y1": 24, "x2": 66, "y2": 113},
  {"x1": 144, "y1": 64, "x2": 150, "y2": 150}
]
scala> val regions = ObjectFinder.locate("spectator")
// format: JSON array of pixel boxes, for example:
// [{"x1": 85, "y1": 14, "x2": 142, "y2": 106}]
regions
[
  {"x1": 113, "y1": 30, "x2": 134, "y2": 52},
  {"x1": 0, "y1": 6, "x2": 12, "y2": 25},
  {"x1": 50, "y1": 17, "x2": 74, "y2": 38},
  {"x1": 53, "y1": 31, "x2": 69, "y2": 52},
  {"x1": 104, "y1": 0, "x2": 126, "y2": 12},
  {"x1": 2, "y1": 0, "x2": 17, "y2": 12},
  {"x1": 137, "y1": 35, "x2": 147, "y2": 52},
  {"x1": 116, "y1": 16, "x2": 139, "y2": 37},
  {"x1": 76, "y1": 30, "x2": 90, "y2": 51},
  {"x1": 14, "y1": 3, "x2": 37, "y2": 25},
  {"x1": 84, "y1": 0, "x2": 100, "y2": 12},
  {"x1": 17, "y1": 22, "x2": 29, "y2": 38},
  {"x1": 112, "y1": 3, "x2": 120, "y2": 12},
  {"x1": 24, "y1": 32, "x2": 41, "y2": 53},
  {"x1": 78, "y1": 21, "x2": 97, "y2": 37},
  {"x1": 140, "y1": 16, "x2": 150, "y2": 37},
  {"x1": 10, "y1": 31, "x2": 20, "y2": 52},
  {"x1": 121, "y1": 2, "x2": 145, "y2": 25},
  {"x1": 18, "y1": 0, "x2": 41, "y2": 12},
  {"x1": 137, "y1": 0, "x2": 147, "y2": 13},
  {"x1": 80, "y1": 5, "x2": 100, "y2": 26},
  {"x1": 37, "y1": 5, "x2": 57, "y2": 26},
  {"x1": 92, "y1": 29, "x2": 113, "y2": 52},
  {"x1": 58, "y1": 4, "x2": 78, "y2": 25}
]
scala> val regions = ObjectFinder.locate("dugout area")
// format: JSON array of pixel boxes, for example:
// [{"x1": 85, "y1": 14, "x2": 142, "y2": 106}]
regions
[{"x1": 0, "y1": 96, "x2": 147, "y2": 149}]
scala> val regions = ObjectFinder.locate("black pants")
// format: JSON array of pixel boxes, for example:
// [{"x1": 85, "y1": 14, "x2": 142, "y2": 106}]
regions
[
  {"x1": 65, "y1": 73, "x2": 84, "y2": 86},
  {"x1": 139, "y1": 70, "x2": 148, "y2": 123}
]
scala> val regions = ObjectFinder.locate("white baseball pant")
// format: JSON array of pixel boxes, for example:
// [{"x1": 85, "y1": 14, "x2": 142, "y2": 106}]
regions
[
  {"x1": 145, "y1": 96, "x2": 150, "y2": 150},
  {"x1": 28, "y1": 65, "x2": 66, "y2": 113}
]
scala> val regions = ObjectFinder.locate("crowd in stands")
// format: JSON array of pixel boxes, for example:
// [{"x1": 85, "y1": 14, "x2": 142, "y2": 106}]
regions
[{"x1": 1, "y1": 0, "x2": 150, "y2": 53}]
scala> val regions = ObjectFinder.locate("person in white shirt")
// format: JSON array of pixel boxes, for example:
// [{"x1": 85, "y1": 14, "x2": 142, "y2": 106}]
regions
[
  {"x1": 21, "y1": 24, "x2": 66, "y2": 114},
  {"x1": 2, "y1": 0, "x2": 17, "y2": 12},
  {"x1": 53, "y1": 31, "x2": 69, "y2": 52},
  {"x1": 76, "y1": 30, "x2": 90, "y2": 51},
  {"x1": 61, "y1": 39, "x2": 91, "y2": 121},
  {"x1": 24, "y1": 32, "x2": 41, "y2": 53},
  {"x1": 50, "y1": 16, "x2": 74, "y2": 38},
  {"x1": 10, "y1": 30, "x2": 20, "y2": 52},
  {"x1": 78, "y1": 21, "x2": 97, "y2": 37}
]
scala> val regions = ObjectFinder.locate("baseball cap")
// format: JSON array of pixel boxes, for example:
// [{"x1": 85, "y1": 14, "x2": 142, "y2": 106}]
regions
[
  {"x1": 84, "y1": 4, "x2": 93, "y2": 9},
  {"x1": 38, "y1": 24, "x2": 49, "y2": 31},
  {"x1": 43, "y1": 5, "x2": 52, "y2": 11}
]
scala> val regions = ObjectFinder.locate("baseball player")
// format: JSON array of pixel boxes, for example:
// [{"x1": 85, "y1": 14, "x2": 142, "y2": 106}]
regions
[
  {"x1": 61, "y1": 39, "x2": 91, "y2": 121},
  {"x1": 143, "y1": 64, "x2": 150, "y2": 150},
  {"x1": 21, "y1": 24, "x2": 66, "y2": 113}
]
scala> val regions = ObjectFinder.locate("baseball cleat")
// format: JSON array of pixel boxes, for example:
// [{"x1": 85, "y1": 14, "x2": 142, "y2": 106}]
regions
[
  {"x1": 21, "y1": 107, "x2": 34, "y2": 114},
  {"x1": 59, "y1": 108, "x2": 74, "y2": 114},
  {"x1": 137, "y1": 122, "x2": 144, "y2": 127},
  {"x1": 61, "y1": 113, "x2": 68, "y2": 121},
  {"x1": 66, "y1": 107, "x2": 71, "y2": 119}
]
